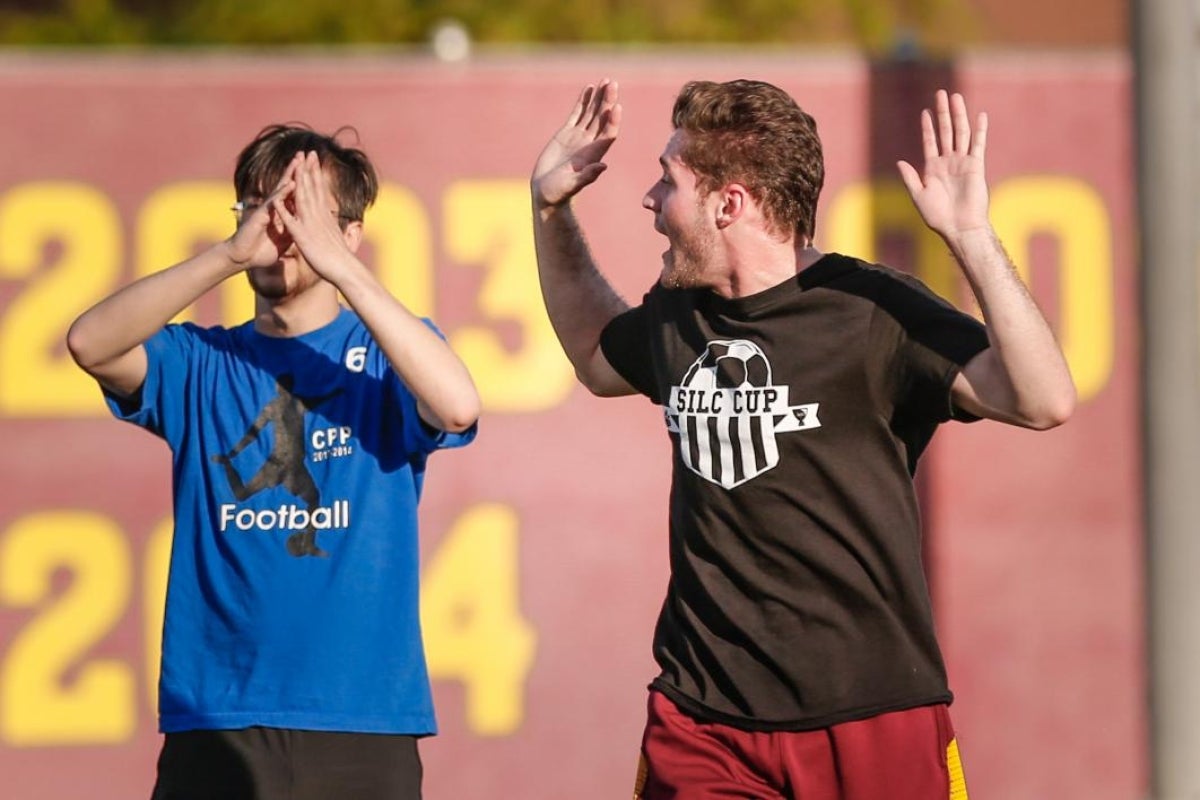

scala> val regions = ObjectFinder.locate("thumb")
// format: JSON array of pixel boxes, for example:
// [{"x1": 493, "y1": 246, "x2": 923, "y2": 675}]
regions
[
  {"x1": 896, "y1": 160, "x2": 922, "y2": 197},
  {"x1": 578, "y1": 162, "x2": 608, "y2": 184}
]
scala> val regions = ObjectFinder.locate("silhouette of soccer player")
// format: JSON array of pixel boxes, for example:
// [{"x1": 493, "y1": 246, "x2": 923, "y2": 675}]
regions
[{"x1": 212, "y1": 374, "x2": 342, "y2": 556}]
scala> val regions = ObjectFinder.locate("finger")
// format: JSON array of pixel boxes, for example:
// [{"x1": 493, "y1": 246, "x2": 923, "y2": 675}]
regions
[
  {"x1": 304, "y1": 152, "x2": 341, "y2": 221},
  {"x1": 599, "y1": 100, "x2": 623, "y2": 141},
  {"x1": 896, "y1": 160, "x2": 923, "y2": 197},
  {"x1": 584, "y1": 79, "x2": 611, "y2": 133},
  {"x1": 601, "y1": 82, "x2": 620, "y2": 134},
  {"x1": 253, "y1": 157, "x2": 302, "y2": 223},
  {"x1": 568, "y1": 85, "x2": 594, "y2": 129},
  {"x1": 971, "y1": 111, "x2": 988, "y2": 158},
  {"x1": 299, "y1": 150, "x2": 320, "y2": 179},
  {"x1": 934, "y1": 89, "x2": 952, "y2": 155},
  {"x1": 307, "y1": 151, "x2": 332, "y2": 194},
  {"x1": 294, "y1": 153, "x2": 324, "y2": 212},
  {"x1": 266, "y1": 155, "x2": 300, "y2": 200},
  {"x1": 295, "y1": 152, "x2": 316, "y2": 197},
  {"x1": 270, "y1": 152, "x2": 304, "y2": 193},
  {"x1": 919, "y1": 108, "x2": 938, "y2": 165},
  {"x1": 950, "y1": 92, "x2": 970, "y2": 154},
  {"x1": 577, "y1": 162, "x2": 608, "y2": 187},
  {"x1": 271, "y1": 194, "x2": 298, "y2": 231},
  {"x1": 250, "y1": 178, "x2": 295, "y2": 228}
]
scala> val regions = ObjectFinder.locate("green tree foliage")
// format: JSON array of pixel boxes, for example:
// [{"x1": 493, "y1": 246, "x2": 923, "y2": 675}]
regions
[{"x1": 0, "y1": 0, "x2": 979, "y2": 52}]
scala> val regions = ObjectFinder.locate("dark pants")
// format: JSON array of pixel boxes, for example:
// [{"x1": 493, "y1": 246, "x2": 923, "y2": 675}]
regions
[{"x1": 151, "y1": 727, "x2": 423, "y2": 800}]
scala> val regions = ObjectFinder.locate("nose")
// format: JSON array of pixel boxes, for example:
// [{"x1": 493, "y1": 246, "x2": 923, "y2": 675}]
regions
[{"x1": 642, "y1": 187, "x2": 658, "y2": 211}]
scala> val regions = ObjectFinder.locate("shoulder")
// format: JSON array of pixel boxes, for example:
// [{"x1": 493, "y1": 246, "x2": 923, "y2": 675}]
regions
[
  {"x1": 808, "y1": 253, "x2": 964, "y2": 322},
  {"x1": 154, "y1": 320, "x2": 248, "y2": 351},
  {"x1": 805, "y1": 253, "x2": 926, "y2": 295}
]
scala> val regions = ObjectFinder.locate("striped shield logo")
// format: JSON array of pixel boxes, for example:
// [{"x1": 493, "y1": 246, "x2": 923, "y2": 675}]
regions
[{"x1": 664, "y1": 340, "x2": 820, "y2": 489}]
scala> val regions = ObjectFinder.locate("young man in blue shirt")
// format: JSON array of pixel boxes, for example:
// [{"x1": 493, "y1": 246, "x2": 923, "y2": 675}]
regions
[{"x1": 69, "y1": 125, "x2": 479, "y2": 799}]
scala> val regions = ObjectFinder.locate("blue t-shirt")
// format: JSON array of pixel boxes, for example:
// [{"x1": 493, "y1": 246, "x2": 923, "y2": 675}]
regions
[{"x1": 107, "y1": 308, "x2": 476, "y2": 735}]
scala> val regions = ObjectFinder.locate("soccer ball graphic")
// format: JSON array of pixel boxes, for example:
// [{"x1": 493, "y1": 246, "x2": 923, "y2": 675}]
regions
[
  {"x1": 681, "y1": 340, "x2": 772, "y2": 391},
  {"x1": 670, "y1": 338, "x2": 818, "y2": 489}
]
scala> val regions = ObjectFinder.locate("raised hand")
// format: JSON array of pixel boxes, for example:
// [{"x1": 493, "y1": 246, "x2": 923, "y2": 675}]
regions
[
  {"x1": 532, "y1": 80, "x2": 622, "y2": 210},
  {"x1": 226, "y1": 153, "x2": 300, "y2": 268},
  {"x1": 897, "y1": 90, "x2": 990, "y2": 240},
  {"x1": 271, "y1": 151, "x2": 357, "y2": 281}
]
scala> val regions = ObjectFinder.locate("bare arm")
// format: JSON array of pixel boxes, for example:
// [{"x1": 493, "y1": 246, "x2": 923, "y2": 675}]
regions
[
  {"x1": 274, "y1": 153, "x2": 480, "y2": 433},
  {"x1": 66, "y1": 168, "x2": 300, "y2": 398},
  {"x1": 897, "y1": 90, "x2": 1076, "y2": 429},
  {"x1": 531, "y1": 80, "x2": 635, "y2": 397}
]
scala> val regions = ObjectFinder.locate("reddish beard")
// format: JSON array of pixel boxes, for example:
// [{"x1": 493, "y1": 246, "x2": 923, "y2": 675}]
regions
[{"x1": 659, "y1": 226, "x2": 712, "y2": 290}]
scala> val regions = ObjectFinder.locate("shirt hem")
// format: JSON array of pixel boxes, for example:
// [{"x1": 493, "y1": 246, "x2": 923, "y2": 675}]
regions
[
  {"x1": 159, "y1": 711, "x2": 437, "y2": 736},
  {"x1": 650, "y1": 679, "x2": 954, "y2": 732}
]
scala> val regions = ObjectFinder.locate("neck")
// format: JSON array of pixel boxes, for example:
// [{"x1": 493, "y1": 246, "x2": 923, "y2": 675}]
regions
[
  {"x1": 253, "y1": 284, "x2": 342, "y2": 337},
  {"x1": 716, "y1": 240, "x2": 824, "y2": 299}
]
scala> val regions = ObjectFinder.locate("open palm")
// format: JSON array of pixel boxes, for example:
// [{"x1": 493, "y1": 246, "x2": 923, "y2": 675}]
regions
[
  {"x1": 227, "y1": 155, "x2": 301, "y2": 268},
  {"x1": 272, "y1": 151, "x2": 354, "y2": 280},
  {"x1": 532, "y1": 80, "x2": 622, "y2": 209},
  {"x1": 897, "y1": 90, "x2": 990, "y2": 239}
]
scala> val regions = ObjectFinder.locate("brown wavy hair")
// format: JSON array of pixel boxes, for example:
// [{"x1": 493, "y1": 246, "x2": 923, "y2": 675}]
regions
[
  {"x1": 233, "y1": 123, "x2": 379, "y2": 225},
  {"x1": 671, "y1": 80, "x2": 824, "y2": 242}
]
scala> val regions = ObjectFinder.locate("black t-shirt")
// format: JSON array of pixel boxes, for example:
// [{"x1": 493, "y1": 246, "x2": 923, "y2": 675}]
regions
[{"x1": 600, "y1": 253, "x2": 990, "y2": 731}]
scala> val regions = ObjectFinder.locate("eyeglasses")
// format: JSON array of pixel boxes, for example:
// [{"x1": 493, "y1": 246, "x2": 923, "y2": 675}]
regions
[{"x1": 231, "y1": 201, "x2": 358, "y2": 226}]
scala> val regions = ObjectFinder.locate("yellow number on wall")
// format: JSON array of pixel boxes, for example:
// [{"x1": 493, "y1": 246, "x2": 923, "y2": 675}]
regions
[
  {"x1": 0, "y1": 183, "x2": 122, "y2": 417},
  {"x1": 368, "y1": 183, "x2": 435, "y2": 318},
  {"x1": 0, "y1": 511, "x2": 135, "y2": 745},
  {"x1": 137, "y1": 181, "x2": 250, "y2": 326},
  {"x1": 991, "y1": 177, "x2": 1114, "y2": 403},
  {"x1": 444, "y1": 181, "x2": 575, "y2": 413},
  {"x1": 823, "y1": 180, "x2": 956, "y2": 300},
  {"x1": 421, "y1": 503, "x2": 536, "y2": 735}
]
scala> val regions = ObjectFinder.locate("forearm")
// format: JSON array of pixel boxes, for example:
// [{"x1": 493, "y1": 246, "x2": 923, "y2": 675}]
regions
[
  {"x1": 949, "y1": 226, "x2": 1076, "y2": 427},
  {"x1": 533, "y1": 201, "x2": 628, "y2": 384},
  {"x1": 332, "y1": 257, "x2": 480, "y2": 433},
  {"x1": 66, "y1": 242, "x2": 242, "y2": 393}
]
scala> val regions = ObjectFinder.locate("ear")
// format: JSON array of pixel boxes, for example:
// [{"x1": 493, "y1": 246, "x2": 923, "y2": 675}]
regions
[
  {"x1": 342, "y1": 220, "x2": 364, "y2": 253},
  {"x1": 714, "y1": 183, "x2": 749, "y2": 230}
]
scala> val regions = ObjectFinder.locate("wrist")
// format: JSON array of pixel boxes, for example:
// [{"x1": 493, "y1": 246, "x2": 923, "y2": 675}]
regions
[
  {"x1": 319, "y1": 252, "x2": 372, "y2": 294},
  {"x1": 216, "y1": 239, "x2": 252, "y2": 275},
  {"x1": 530, "y1": 177, "x2": 574, "y2": 217},
  {"x1": 208, "y1": 239, "x2": 248, "y2": 280},
  {"x1": 942, "y1": 224, "x2": 997, "y2": 254},
  {"x1": 532, "y1": 196, "x2": 573, "y2": 223}
]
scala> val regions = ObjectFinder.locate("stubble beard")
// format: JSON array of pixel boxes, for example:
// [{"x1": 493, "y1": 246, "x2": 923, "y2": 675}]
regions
[
  {"x1": 659, "y1": 226, "x2": 714, "y2": 290},
  {"x1": 246, "y1": 258, "x2": 321, "y2": 302},
  {"x1": 247, "y1": 267, "x2": 287, "y2": 300}
]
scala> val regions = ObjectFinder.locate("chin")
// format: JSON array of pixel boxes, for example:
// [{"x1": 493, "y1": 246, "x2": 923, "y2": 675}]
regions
[
  {"x1": 659, "y1": 271, "x2": 687, "y2": 290},
  {"x1": 246, "y1": 271, "x2": 290, "y2": 300},
  {"x1": 658, "y1": 252, "x2": 677, "y2": 286},
  {"x1": 663, "y1": 268, "x2": 708, "y2": 291}
]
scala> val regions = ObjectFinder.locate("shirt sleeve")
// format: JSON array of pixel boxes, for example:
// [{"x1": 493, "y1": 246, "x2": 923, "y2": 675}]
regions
[
  {"x1": 103, "y1": 323, "x2": 196, "y2": 446},
  {"x1": 392, "y1": 318, "x2": 478, "y2": 456},
  {"x1": 600, "y1": 299, "x2": 661, "y2": 403},
  {"x1": 881, "y1": 273, "x2": 990, "y2": 424}
]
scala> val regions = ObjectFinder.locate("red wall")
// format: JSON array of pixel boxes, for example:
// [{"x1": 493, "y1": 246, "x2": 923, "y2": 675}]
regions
[{"x1": 0, "y1": 51, "x2": 1141, "y2": 799}]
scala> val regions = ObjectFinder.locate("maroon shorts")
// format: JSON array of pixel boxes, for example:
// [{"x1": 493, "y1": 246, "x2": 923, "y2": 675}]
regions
[{"x1": 634, "y1": 690, "x2": 968, "y2": 800}]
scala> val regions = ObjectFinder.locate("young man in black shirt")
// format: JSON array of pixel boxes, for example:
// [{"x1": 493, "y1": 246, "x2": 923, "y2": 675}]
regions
[{"x1": 531, "y1": 79, "x2": 1074, "y2": 799}]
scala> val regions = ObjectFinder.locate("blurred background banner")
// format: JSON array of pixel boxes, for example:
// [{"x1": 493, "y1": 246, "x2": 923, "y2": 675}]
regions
[{"x1": 0, "y1": 49, "x2": 1139, "y2": 800}]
